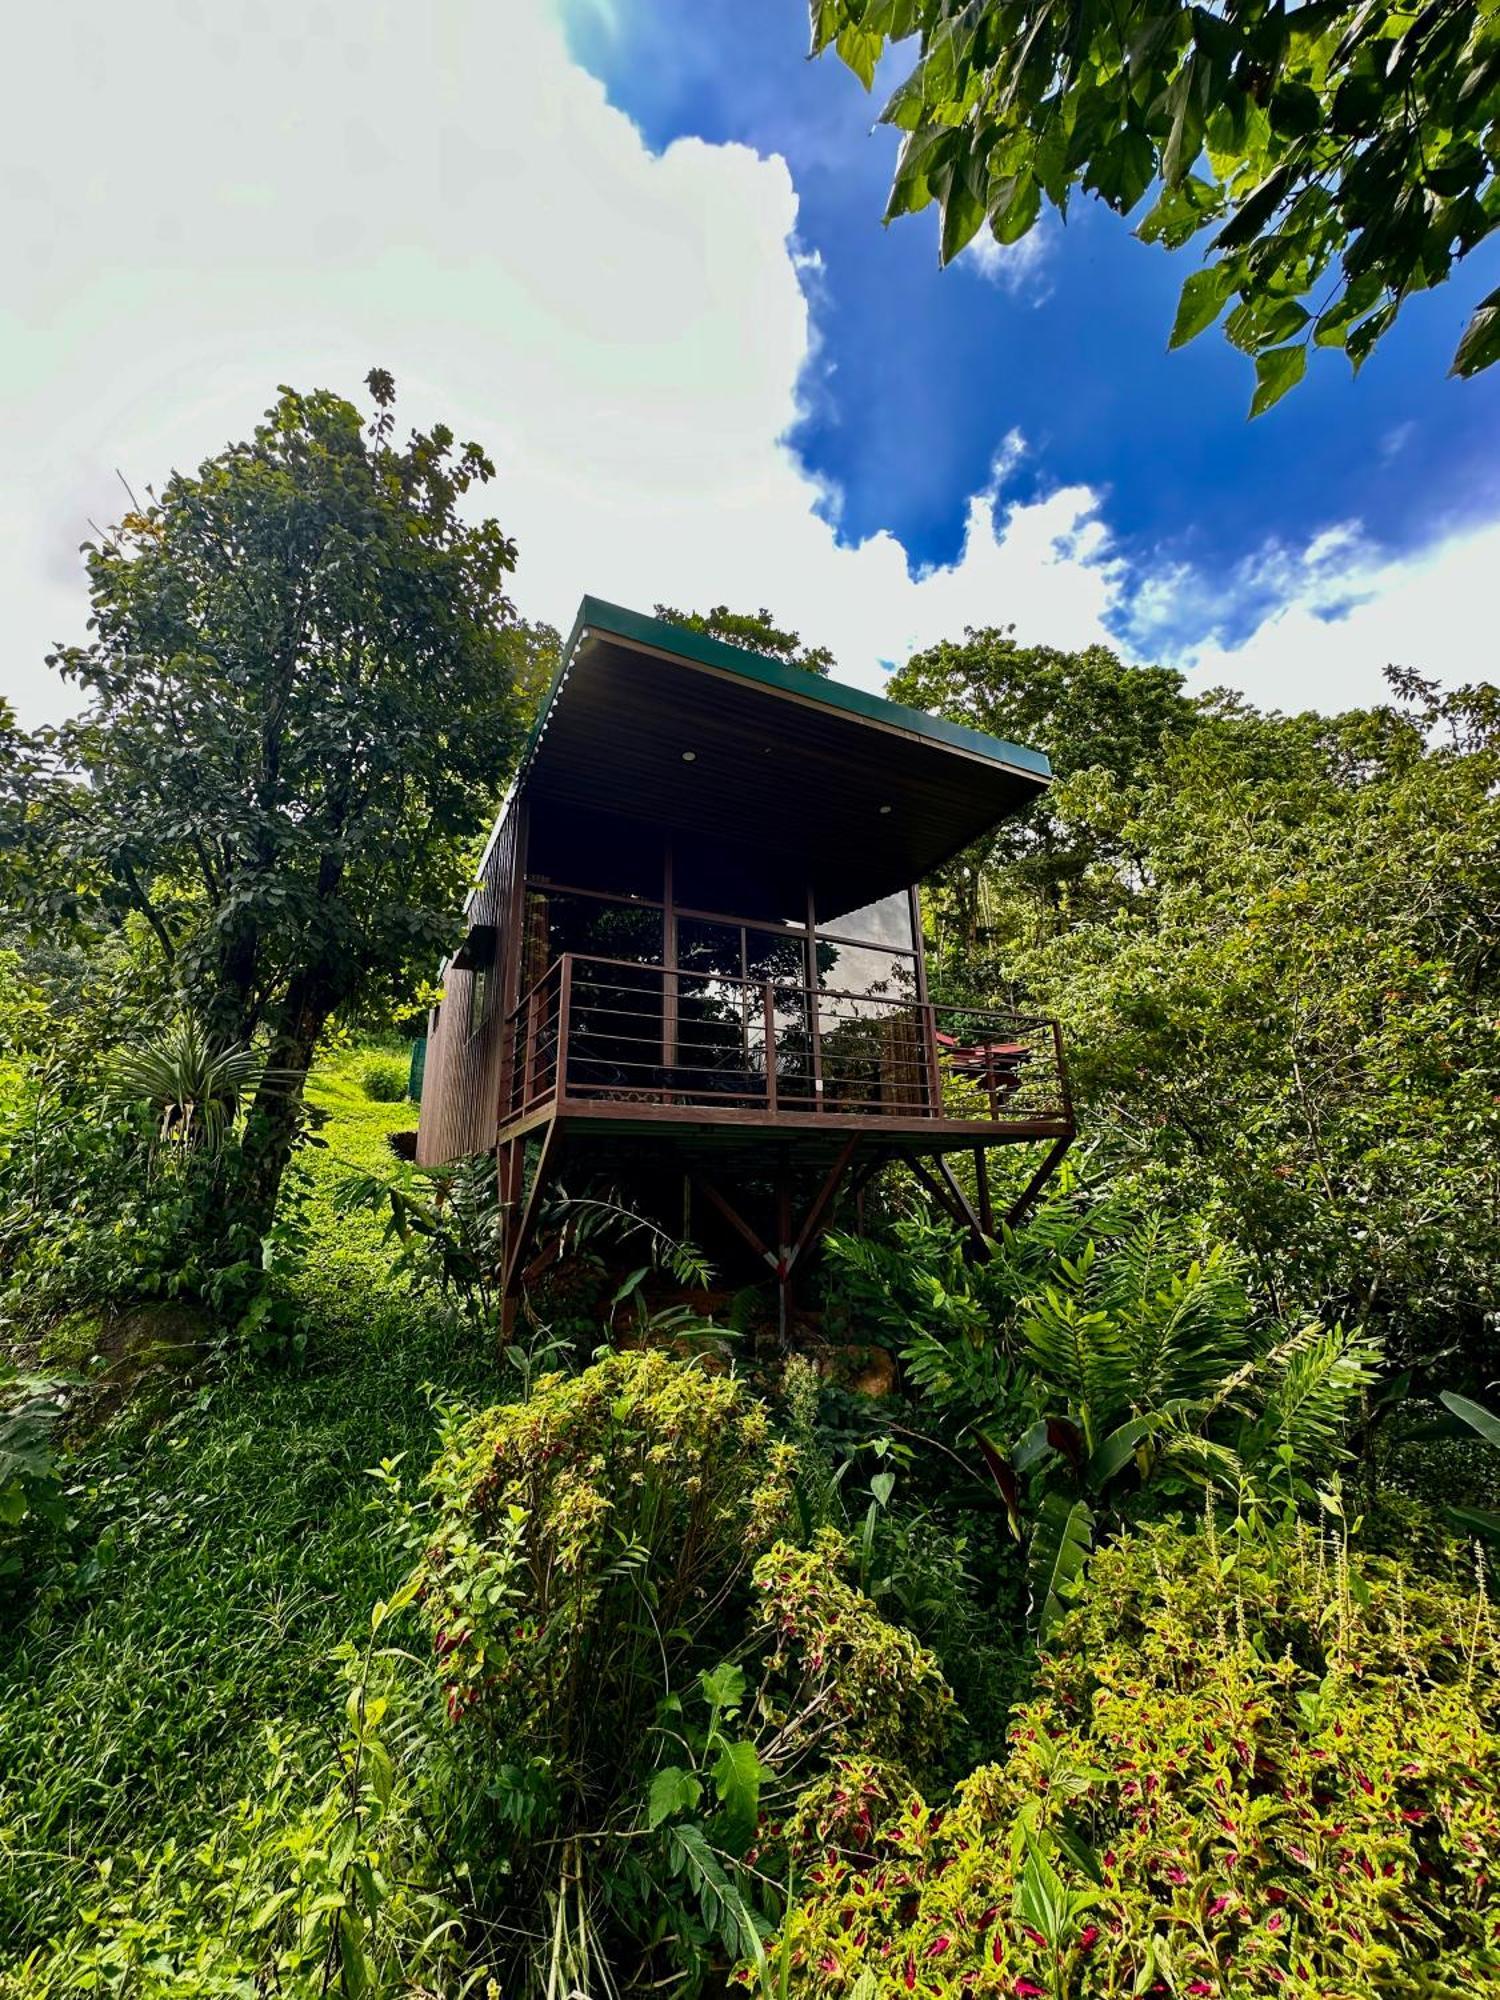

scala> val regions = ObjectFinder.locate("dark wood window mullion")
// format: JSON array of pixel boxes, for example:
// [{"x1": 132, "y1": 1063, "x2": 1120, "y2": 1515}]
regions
[
  {"x1": 663, "y1": 837, "x2": 677, "y2": 1077},
  {"x1": 806, "y1": 884, "x2": 823, "y2": 1112},
  {"x1": 911, "y1": 883, "x2": 941, "y2": 1117}
]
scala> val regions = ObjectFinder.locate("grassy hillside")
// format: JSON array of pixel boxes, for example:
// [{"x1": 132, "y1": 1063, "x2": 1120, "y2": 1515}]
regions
[{"x1": 0, "y1": 1046, "x2": 488, "y2": 1963}]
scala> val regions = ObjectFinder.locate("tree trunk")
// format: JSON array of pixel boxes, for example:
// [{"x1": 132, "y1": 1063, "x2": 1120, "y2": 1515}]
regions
[{"x1": 236, "y1": 972, "x2": 333, "y2": 1240}]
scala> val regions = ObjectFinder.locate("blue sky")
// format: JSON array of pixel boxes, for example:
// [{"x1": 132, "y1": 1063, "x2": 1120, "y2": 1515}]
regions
[
  {"x1": 2, "y1": 0, "x2": 1495, "y2": 727},
  {"x1": 567, "y1": 0, "x2": 1500, "y2": 662}
]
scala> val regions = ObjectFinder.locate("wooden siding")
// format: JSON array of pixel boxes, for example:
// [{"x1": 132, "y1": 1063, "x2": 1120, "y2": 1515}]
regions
[{"x1": 415, "y1": 796, "x2": 524, "y2": 1166}]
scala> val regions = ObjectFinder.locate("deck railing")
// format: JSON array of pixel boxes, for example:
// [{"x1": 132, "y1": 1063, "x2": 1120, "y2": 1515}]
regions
[{"x1": 503, "y1": 954, "x2": 1070, "y2": 1131}]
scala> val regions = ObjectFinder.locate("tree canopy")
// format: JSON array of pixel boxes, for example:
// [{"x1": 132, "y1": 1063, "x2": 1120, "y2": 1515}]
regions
[
  {"x1": 908, "y1": 635, "x2": 1500, "y2": 1376},
  {"x1": 3, "y1": 371, "x2": 523, "y2": 1223},
  {"x1": 654, "y1": 602, "x2": 835, "y2": 674},
  {"x1": 810, "y1": 0, "x2": 1500, "y2": 406}
]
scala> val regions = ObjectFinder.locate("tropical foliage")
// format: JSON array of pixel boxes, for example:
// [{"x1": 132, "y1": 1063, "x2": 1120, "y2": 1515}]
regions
[
  {"x1": 414, "y1": 1349, "x2": 945, "y2": 1994},
  {"x1": 827, "y1": 1178, "x2": 1379, "y2": 1633},
  {"x1": 809, "y1": 0, "x2": 1500, "y2": 401},
  {"x1": 1, "y1": 379, "x2": 1497, "y2": 1999},
  {"x1": 1, "y1": 370, "x2": 522, "y2": 1236},
  {"x1": 773, "y1": 1520, "x2": 1500, "y2": 1997}
]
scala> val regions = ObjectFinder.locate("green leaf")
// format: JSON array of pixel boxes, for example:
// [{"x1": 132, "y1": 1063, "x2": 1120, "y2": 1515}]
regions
[
  {"x1": 712, "y1": 1738, "x2": 770, "y2": 1853},
  {"x1": 699, "y1": 1661, "x2": 747, "y2": 1713},
  {"x1": 1249, "y1": 342, "x2": 1306, "y2": 417},
  {"x1": 1269, "y1": 83, "x2": 1321, "y2": 139},
  {"x1": 1451, "y1": 286, "x2": 1500, "y2": 378},
  {"x1": 610, "y1": 1265, "x2": 649, "y2": 1306},
  {"x1": 667, "y1": 1822, "x2": 768, "y2": 1971},
  {"x1": 1439, "y1": 1389, "x2": 1500, "y2": 1452},
  {"x1": 1028, "y1": 1492, "x2": 1094, "y2": 1638},
  {"x1": 940, "y1": 176, "x2": 989, "y2": 266},
  {"x1": 1446, "y1": 1504, "x2": 1500, "y2": 1541},
  {"x1": 1213, "y1": 164, "x2": 1294, "y2": 251},
  {"x1": 1085, "y1": 1416, "x2": 1152, "y2": 1487},
  {"x1": 647, "y1": 1765, "x2": 703, "y2": 1830},
  {"x1": 1054, "y1": 1815, "x2": 1104, "y2": 1885},
  {"x1": 1170, "y1": 266, "x2": 1232, "y2": 347},
  {"x1": 835, "y1": 24, "x2": 884, "y2": 90}
]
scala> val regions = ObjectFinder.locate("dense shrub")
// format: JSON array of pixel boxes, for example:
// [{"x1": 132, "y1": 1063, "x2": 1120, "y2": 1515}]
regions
[
  {"x1": 772, "y1": 1521, "x2": 1500, "y2": 1998},
  {"x1": 0, "y1": 1366, "x2": 68, "y2": 1596},
  {"x1": 421, "y1": 1347, "x2": 798, "y2": 1730},
  {"x1": 0, "y1": 1060, "x2": 310, "y2": 1361},
  {"x1": 417, "y1": 1349, "x2": 949, "y2": 1995},
  {"x1": 356, "y1": 1052, "x2": 408, "y2": 1103},
  {"x1": 826, "y1": 1183, "x2": 1379, "y2": 1642}
]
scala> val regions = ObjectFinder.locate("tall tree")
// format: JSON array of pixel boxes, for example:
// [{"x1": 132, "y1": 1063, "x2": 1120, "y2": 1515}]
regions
[
  {"x1": 809, "y1": 0, "x2": 1500, "y2": 403},
  {"x1": 5, "y1": 372, "x2": 522, "y2": 1229},
  {"x1": 654, "y1": 603, "x2": 835, "y2": 675},
  {"x1": 1017, "y1": 673, "x2": 1500, "y2": 1373},
  {"x1": 887, "y1": 628, "x2": 1195, "y2": 978}
]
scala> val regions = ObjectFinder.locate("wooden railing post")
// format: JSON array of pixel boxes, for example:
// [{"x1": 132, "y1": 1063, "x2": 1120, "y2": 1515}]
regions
[
  {"x1": 523, "y1": 987, "x2": 538, "y2": 1111},
  {"x1": 558, "y1": 955, "x2": 574, "y2": 1106},
  {"x1": 924, "y1": 1003, "x2": 943, "y2": 1118},
  {"x1": 1053, "y1": 1018, "x2": 1072, "y2": 1125},
  {"x1": 763, "y1": 982, "x2": 778, "y2": 1113}
]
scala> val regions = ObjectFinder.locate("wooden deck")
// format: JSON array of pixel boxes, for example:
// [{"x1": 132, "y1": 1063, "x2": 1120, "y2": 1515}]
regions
[{"x1": 498, "y1": 953, "x2": 1072, "y2": 1147}]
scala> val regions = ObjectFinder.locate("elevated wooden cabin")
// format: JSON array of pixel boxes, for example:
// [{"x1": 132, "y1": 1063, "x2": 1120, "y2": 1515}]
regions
[{"x1": 417, "y1": 598, "x2": 1073, "y2": 1329}]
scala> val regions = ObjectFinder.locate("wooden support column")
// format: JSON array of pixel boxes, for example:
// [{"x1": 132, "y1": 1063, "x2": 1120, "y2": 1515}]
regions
[
  {"x1": 974, "y1": 1145, "x2": 994, "y2": 1237},
  {"x1": 1004, "y1": 1134, "x2": 1074, "y2": 1232},
  {"x1": 907, "y1": 1155, "x2": 989, "y2": 1261},
  {"x1": 692, "y1": 1174, "x2": 778, "y2": 1269},
  {"x1": 774, "y1": 1172, "x2": 793, "y2": 1344},
  {"x1": 500, "y1": 1119, "x2": 564, "y2": 1337},
  {"x1": 790, "y1": 1138, "x2": 859, "y2": 1266}
]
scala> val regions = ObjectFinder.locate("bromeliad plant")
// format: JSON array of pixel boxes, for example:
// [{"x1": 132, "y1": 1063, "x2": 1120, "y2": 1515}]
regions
[
  {"x1": 825, "y1": 1176, "x2": 1379, "y2": 1634},
  {"x1": 415, "y1": 1349, "x2": 949, "y2": 1998},
  {"x1": 112, "y1": 1016, "x2": 268, "y2": 1162}
]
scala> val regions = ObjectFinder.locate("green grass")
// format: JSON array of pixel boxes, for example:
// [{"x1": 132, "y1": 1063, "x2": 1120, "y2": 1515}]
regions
[{"x1": 0, "y1": 1046, "x2": 489, "y2": 1960}]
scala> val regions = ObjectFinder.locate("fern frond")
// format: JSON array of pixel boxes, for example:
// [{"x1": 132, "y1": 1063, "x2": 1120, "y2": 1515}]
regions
[
  {"x1": 1236, "y1": 1322, "x2": 1382, "y2": 1476},
  {"x1": 1113, "y1": 1243, "x2": 1252, "y2": 1412}
]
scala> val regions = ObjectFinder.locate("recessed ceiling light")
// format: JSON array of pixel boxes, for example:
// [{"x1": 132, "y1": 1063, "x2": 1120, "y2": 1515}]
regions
[
  {"x1": 878, "y1": 803, "x2": 892, "y2": 815},
  {"x1": 681, "y1": 750, "x2": 697, "y2": 763}
]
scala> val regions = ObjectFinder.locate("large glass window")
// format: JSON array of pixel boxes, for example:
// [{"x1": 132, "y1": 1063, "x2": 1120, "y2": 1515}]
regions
[
  {"x1": 526, "y1": 801, "x2": 663, "y2": 902},
  {"x1": 674, "y1": 833, "x2": 805, "y2": 927},
  {"x1": 815, "y1": 888, "x2": 915, "y2": 950},
  {"x1": 528, "y1": 891, "x2": 662, "y2": 978},
  {"x1": 527, "y1": 891, "x2": 664, "y2": 1095},
  {"x1": 813, "y1": 939, "x2": 917, "y2": 1001}
]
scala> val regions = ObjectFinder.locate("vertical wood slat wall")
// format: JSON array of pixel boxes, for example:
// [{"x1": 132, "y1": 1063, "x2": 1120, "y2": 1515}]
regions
[{"x1": 415, "y1": 798, "x2": 523, "y2": 1166}]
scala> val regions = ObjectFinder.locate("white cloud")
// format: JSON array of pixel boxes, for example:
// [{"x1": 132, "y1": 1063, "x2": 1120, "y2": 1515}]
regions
[
  {"x1": 1166, "y1": 516, "x2": 1500, "y2": 713},
  {"x1": 0, "y1": 0, "x2": 1490, "y2": 738},
  {"x1": 965, "y1": 218, "x2": 1056, "y2": 301}
]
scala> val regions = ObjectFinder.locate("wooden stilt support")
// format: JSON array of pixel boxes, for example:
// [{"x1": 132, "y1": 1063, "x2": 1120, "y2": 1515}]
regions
[
  {"x1": 1004, "y1": 1134, "x2": 1073, "y2": 1232},
  {"x1": 692, "y1": 1138, "x2": 862, "y2": 1348},
  {"x1": 905, "y1": 1154, "x2": 994, "y2": 1261},
  {"x1": 792, "y1": 1138, "x2": 859, "y2": 1265},
  {"x1": 935, "y1": 1155, "x2": 988, "y2": 1253},
  {"x1": 907, "y1": 1157, "x2": 977, "y2": 1242},
  {"x1": 775, "y1": 1172, "x2": 793, "y2": 1345},
  {"x1": 692, "y1": 1174, "x2": 776, "y2": 1268},
  {"x1": 500, "y1": 1119, "x2": 564, "y2": 1327},
  {"x1": 973, "y1": 1146, "x2": 993, "y2": 1238}
]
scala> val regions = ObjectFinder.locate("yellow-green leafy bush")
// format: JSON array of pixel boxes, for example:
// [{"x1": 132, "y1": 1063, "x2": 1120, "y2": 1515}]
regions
[
  {"x1": 772, "y1": 1523, "x2": 1500, "y2": 1998},
  {"x1": 752, "y1": 1529, "x2": 954, "y2": 1777},
  {"x1": 417, "y1": 1351, "x2": 952, "y2": 1996},
  {"x1": 421, "y1": 1348, "x2": 797, "y2": 1729}
]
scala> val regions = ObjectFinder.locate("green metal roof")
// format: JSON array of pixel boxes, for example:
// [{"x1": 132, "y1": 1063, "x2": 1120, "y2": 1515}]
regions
[{"x1": 517, "y1": 595, "x2": 1052, "y2": 787}]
